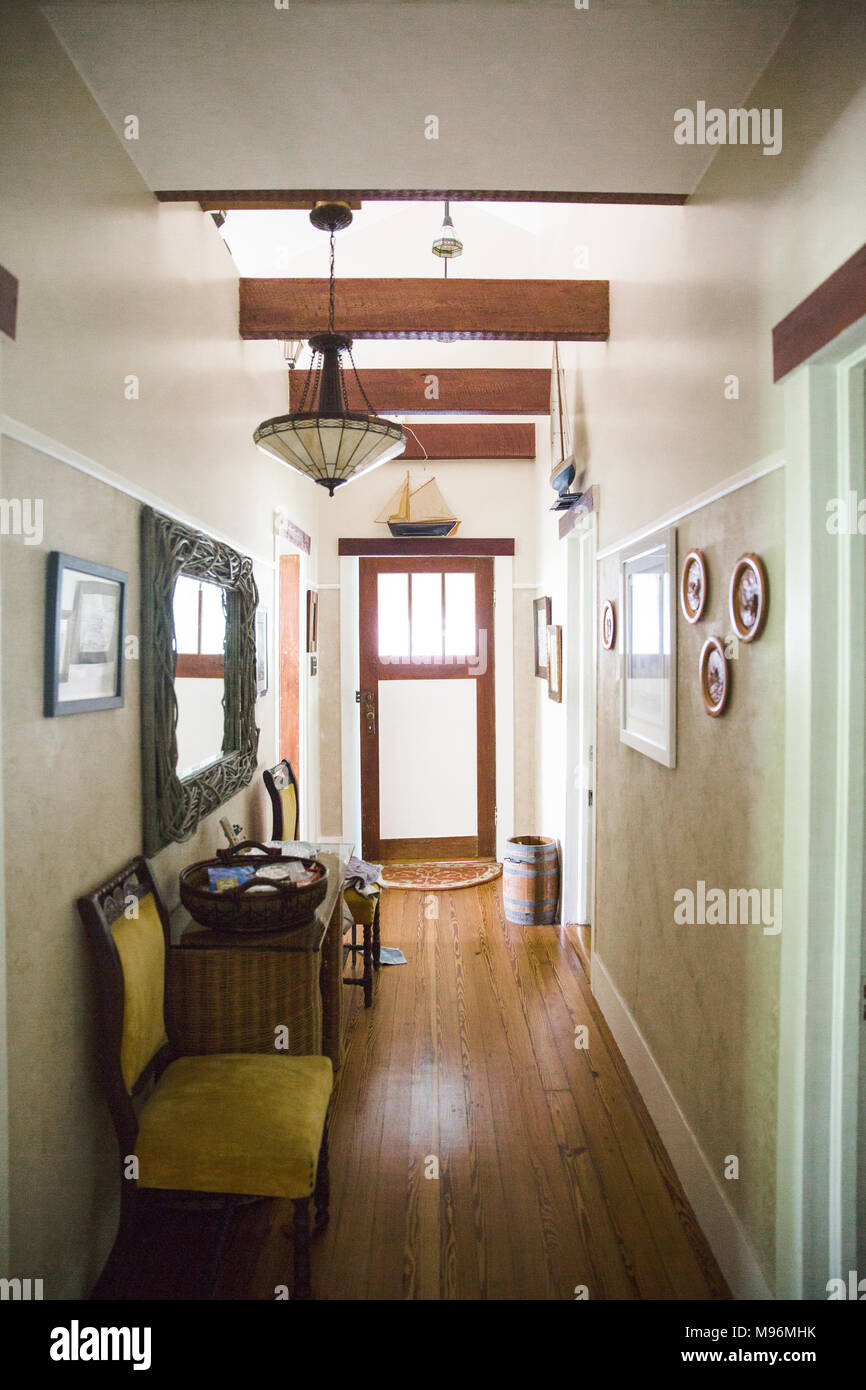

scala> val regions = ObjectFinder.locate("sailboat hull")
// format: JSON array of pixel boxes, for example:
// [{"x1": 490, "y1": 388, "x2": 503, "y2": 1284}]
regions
[
  {"x1": 550, "y1": 457, "x2": 576, "y2": 495},
  {"x1": 387, "y1": 520, "x2": 459, "y2": 537}
]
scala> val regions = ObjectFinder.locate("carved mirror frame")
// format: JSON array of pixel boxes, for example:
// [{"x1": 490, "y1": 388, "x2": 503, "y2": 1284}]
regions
[{"x1": 140, "y1": 506, "x2": 260, "y2": 856}]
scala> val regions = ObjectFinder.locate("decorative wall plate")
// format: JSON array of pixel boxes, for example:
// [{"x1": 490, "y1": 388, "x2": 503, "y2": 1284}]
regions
[
  {"x1": 680, "y1": 549, "x2": 707, "y2": 624},
  {"x1": 700, "y1": 636, "x2": 729, "y2": 717},
  {"x1": 729, "y1": 553, "x2": 768, "y2": 643},
  {"x1": 602, "y1": 599, "x2": 616, "y2": 651}
]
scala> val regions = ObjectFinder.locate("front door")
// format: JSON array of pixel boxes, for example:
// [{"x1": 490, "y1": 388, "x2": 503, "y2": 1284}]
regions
[{"x1": 359, "y1": 556, "x2": 495, "y2": 861}]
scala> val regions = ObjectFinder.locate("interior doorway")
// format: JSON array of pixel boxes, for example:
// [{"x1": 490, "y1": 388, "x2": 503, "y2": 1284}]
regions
[
  {"x1": 278, "y1": 552, "x2": 301, "y2": 805},
  {"x1": 358, "y1": 555, "x2": 496, "y2": 861}
]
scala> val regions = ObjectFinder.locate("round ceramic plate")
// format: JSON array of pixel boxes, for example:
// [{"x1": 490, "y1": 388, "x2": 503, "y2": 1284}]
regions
[
  {"x1": 729, "y1": 553, "x2": 768, "y2": 643},
  {"x1": 602, "y1": 599, "x2": 616, "y2": 650},
  {"x1": 680, "y1": 549, "x2": 707, "y2": 624},
  {"x1": 700, "y1": 636, "x2": 729, "y2": 716}
]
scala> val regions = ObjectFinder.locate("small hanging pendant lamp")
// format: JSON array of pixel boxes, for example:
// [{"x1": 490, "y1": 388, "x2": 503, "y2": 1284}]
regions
[{"x1": 253, "y1": 202, "x2": 406, "y2": 496}]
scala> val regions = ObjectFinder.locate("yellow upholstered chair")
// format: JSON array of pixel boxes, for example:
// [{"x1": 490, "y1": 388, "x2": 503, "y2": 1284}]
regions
[
  {"x1": 263, "y1": 758, "x2": 300, "y2": 842},
  {"x1": 78, "y1": 856, "x2": 332, "y2": 1300},
  {"x1": 264, "y1": 759, "x2": 381, "y2": 1007}
]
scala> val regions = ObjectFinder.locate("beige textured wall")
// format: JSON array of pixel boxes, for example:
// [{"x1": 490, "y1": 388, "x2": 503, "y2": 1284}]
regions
[
  {"x1": 529, "y1": 3, "x2": 865, "y2": 1293},
  {"x1": 596, "y1": 470, "x2": 784, "y2": 1277},
  {"x1": 0, "y1": 5, "x2": 321, "y2": 1295},
  {"x1": 0, "y1": 441, "x2": 280, "y2": 1295}
]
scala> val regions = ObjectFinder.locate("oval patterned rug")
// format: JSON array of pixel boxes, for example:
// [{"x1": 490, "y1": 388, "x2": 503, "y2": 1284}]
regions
[{"x1": 380, "y1": 860, "x2": 502, "y2": 891}]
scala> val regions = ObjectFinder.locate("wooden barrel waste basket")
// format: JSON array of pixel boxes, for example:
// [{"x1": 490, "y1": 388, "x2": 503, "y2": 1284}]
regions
[{"x1": 502, "y1": 836, "x2": 559, "y2": 925}]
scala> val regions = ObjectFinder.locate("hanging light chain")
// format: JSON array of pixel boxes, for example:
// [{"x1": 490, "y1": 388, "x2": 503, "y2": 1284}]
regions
[
  {"x1": 328, "y1": 228, "x2": 337, "y2": 334},
  {"x1": 347, "y1": 345, "x2": 375, "y2": 417}
]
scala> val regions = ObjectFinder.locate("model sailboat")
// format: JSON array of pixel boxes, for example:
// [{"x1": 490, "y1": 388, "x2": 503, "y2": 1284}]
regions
[
  {"x1": 375, "y1": 472, "x2": 460, "y2": 537},
  {"x1": 549, "y1": 342, "x2": 577, "y2": 510}
]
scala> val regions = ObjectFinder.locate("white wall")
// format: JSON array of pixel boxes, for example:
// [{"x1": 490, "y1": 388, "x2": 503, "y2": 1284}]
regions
[{"x1": 315, "y1": 454, "x2": 539, "y2": 839}]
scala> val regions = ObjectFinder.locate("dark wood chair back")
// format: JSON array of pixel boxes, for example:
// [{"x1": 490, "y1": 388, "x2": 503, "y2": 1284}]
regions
[
  {"x1": 78, "y1": 858, "x2": 178, "y2": 1160},
  {"x1": 263, "y1": 759, "x2": 300, "y2": 840}
]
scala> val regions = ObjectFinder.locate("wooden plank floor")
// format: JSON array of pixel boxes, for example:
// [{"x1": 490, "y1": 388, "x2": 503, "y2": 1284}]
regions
[
  {"x1": 226, "y1": 880, "x2": 728, "y2": 1301},
  {"x1": 96, "y1": 881, "x2": 729, "y2": 1300}
]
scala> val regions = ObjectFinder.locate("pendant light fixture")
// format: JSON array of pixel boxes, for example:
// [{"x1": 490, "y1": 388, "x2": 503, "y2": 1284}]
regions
[
  {"x1": 431, "y1": 199, "x2": 463, "y2": 278},
  {"x1": 253, "y1": 202, "x2": 406, "y2": 496}
]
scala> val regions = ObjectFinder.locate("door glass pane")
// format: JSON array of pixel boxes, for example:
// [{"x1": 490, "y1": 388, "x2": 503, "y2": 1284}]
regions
[
  {"x1": 444, "y1": 572, "x2": 476, "y2": 657},
  {"x1": 411, "y1": 572, "x2": 443, "y2": 659},
  {"x1": 199, "y1": 579, "x2": 226, "y2": 655},
  {"x1": 378, "y1": 572, "x2": 410, "y2": 658}
]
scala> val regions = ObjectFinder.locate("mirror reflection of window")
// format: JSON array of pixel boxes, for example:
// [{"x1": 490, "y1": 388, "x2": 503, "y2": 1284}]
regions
[{"x1": 172, "y1": 574, "x2": 230, "y2": 779}]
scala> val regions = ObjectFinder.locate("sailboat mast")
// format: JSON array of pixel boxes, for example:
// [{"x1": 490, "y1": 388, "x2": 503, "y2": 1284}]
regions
[{"x1": 554, "y1": 342, "x2": 566, "y2": 463}]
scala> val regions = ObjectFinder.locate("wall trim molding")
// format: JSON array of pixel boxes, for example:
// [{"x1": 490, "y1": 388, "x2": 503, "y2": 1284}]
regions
[
  {"x1": 591, "y1": 953, "x2": 774, "y2": 1301},
  {"x1": 596, "y1": 452, "x2": 785, "y2": 562},
  {"x1": 0, "y1": 413, "x2": 276, "y2": 570}
]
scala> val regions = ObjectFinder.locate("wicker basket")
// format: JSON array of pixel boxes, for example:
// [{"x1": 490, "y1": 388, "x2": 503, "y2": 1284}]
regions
[{"x1": 179, "y1": 842, "x2": 328, "y2": 933}]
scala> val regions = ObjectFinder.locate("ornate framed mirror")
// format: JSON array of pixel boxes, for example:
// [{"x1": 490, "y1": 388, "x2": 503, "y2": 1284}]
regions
[{"x1": 140, "y1": 506, "x2": 260, "y2": 856}]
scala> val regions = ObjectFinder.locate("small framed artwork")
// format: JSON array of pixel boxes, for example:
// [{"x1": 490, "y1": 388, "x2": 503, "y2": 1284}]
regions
[
  {"x1": 680, "y1": 549, "x2": 707, "y2": 624},
  {"x1": 255, "y1": 607, "x2": 269, "y2": 698},
  {"x1": 306, "y1": 589, "x2": 319, "y2": 654},
  {"x1": 700, "y1": 636, "x2": 729, "y2": 717},
  {"x1": 619, "y1": 526, "x2": 677, "y2": 767},
  {"x1": 729, "y1": 554, "x2": 768, "y2": 643},
  {"x1": 45, "y1": 552, "x2": 127, "y2": 716},
  {"x1": 601, "y1": 599, "x2": 616, "y2": 651},
  {"x1": 533, "y1": 596, "x2": 552, "y2": 677},
  {"x1": 547, "y1": 624, "x2": 563, "y2": 703}
]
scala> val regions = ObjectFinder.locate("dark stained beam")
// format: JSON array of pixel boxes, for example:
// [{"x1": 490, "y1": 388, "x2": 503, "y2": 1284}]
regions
[
  {"x1": 338, "y1": 537, "x2": 515, "y2": 557},
  {"x1": 773, "y1": 243, "x2": 866, "y2": 382},
  {"x1": 0, "y1": 263, "x2": 18, "y2": 340},
  {"x1": 156, "y1": 188, "x2": 687, "y2": 207},
  {"x1": 399, "y1": 423, "x2": 534, "y2": 460},
  {"x1": 289, "y1": 368, "x2": 551, "y2": 415},
  {"x1": 198, "y1": 199, "x2": 363, "y2": 212},
  {"x1": 240, "y1": 278, "x2": 608, "y2": 342}
]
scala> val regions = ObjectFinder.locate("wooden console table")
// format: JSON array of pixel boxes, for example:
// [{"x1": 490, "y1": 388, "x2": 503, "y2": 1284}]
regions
[{"x1": 168, "y1": 846, "x2": 352, "y2": 1069}]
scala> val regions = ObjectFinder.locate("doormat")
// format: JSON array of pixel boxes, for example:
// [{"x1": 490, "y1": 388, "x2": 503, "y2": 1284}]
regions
[{"x1": 380, "y1": 861, "x2": 502, "y2": 891}]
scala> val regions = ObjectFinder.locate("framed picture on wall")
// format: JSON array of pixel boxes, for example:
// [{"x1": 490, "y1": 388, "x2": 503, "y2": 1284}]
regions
[
  {"x1": 306, "y1": 589, "x2": 319, "y2": 654},
  {"x1": 547, "y1": 624, "x2": 563, "y2": 703},
  {"x1": 619, "y1": 526, "x2": 677, "y2": 767},
  {"x1": 255, "y1": 607, "x2": 269, "y2": 698},
  {"x1": 44, "y1": 552, "x2": 127, "y2": 716},
  {"x1": 533, "y1": 596, "x2": 552, "y2": 677}
]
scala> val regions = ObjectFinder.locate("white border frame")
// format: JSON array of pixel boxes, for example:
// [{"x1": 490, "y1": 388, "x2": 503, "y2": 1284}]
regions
[
  {"x1": 777, "y1": 320, "x2": 866, "y2": 1300},
  {"x1": 618, "y1": 525, "x2": 677, "y2": 769}
]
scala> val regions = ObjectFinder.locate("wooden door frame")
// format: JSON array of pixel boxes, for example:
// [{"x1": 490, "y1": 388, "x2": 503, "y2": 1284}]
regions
[
  {"x1": 358, "y1": 555, "x2": 495, "y2": 861},
  {"x1": 561, "y1": 511, "x2": 597, "y2": 945},
  {"x1": 340, "y1": 551, "x2": 515, "y2": 863}
]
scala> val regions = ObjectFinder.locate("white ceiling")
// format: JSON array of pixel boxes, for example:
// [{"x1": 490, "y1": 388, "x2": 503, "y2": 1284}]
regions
[{"x1": 42, "y1": 0, "x2": 796, "y2": 195}]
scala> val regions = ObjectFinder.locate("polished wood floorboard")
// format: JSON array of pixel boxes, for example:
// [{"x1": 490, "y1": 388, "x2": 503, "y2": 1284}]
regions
[{"x1": 96, "y1": 882, "x2": 729, "y2": 1301}]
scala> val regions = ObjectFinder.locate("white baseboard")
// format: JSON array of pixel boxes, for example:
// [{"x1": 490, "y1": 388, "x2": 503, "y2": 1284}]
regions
[{"x1": 591, "y1": 953, "x2": 774, "y2": 1301}]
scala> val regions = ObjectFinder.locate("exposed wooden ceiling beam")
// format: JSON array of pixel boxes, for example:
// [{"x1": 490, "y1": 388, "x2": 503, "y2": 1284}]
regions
[
  {"x1": 289, "y1": 368, "x2": 551, "y2": 415},
  {"x1": 240, "y1": 278, "x2": 608, "y2": 341},
  {"x1": 198, "y1": 199, "x2": 364, "y2": 212},
  {"x1": 772, "y1": 242, "x2": 866, "y2": 382},
  {"x1": 398, "y1": 423, "x2": 535, "y2": 460},
  {"x1": 156, "y1": 188, "x2": 687, "y2": 207}
]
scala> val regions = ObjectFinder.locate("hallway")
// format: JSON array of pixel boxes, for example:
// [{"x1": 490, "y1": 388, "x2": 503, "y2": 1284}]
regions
[{"x1": 309, "y1": 881, "x2": 728, "y2": 1300}]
